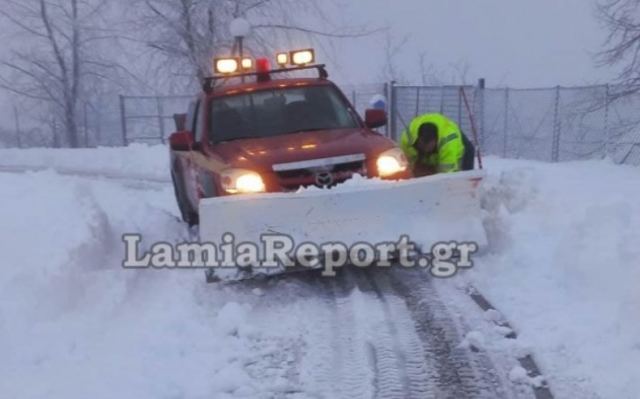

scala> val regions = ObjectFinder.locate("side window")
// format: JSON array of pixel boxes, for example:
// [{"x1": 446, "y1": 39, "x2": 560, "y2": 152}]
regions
[{"x1": 194, "y1": 101, "x2": 205, "y2": 142}]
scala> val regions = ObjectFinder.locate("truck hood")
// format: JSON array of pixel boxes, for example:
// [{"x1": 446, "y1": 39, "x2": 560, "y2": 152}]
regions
[{"x1": 212, "y1": 128, "x2": 396, "y2": 170}]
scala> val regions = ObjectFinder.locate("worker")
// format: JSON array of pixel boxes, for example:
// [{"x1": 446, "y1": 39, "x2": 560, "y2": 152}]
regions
[{"x1": 399, "y1": 113, "x2": 475, "y2": 176}]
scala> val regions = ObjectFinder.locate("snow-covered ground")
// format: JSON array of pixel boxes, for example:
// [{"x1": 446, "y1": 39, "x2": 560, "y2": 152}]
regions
[
  {"x1": 0, "y1": 146, "x2": 638, "y2": 398},
  {"x1": 0, "y1": 144, "x2": 169, "y2": 181},
  {"x1": 0, "y1": 169, "x2": 333, "y2": 398},
  {"x1": 470, "y1": 157, "x2": 640, "y2": 399}
]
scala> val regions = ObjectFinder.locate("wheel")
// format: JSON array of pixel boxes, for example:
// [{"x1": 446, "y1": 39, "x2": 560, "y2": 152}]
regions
[{"x1": 171, "y1": 167, "x2": 199, "y2": 227}]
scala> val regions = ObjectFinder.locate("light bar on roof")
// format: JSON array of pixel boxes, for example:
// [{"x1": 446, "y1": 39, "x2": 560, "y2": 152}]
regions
[
  {"x1": 241, "y1": 57, "x2": 254, "y2": 70},
  {"x1": 290, "y1": 49, "x2": 315, "y2": 66},
  {"x1": 214, "y1": 57, "x2": 239, "y2": 74},
  {"x1": 276, "y1": 52, "x2": 289, "y2": 67}
]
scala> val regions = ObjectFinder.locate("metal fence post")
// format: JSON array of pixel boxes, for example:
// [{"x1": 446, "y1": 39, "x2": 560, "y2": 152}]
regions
[
  {"x1": 95, "y1": 103, "x2": 102, "y2": 146},
  {"x1": 551, "y1": 86, "x2": 561, "y2": 162},
  {"x1": 119, "y1": 95, "x2": 128, "y2": 146},
  {"x1": 389, "y1": 81, "x2": 398, "y2": 141},
  {"x1": 83, "y1": 102, "x2": 90, "y2": 147},
  {"x1": 457, "y1": 86, "x2": 463, "y2": 128},
  {"x1": 383, "y1": 82, "x2": 389, "y2": 137},
  {"x1": 604, "y1": 84, "x2": 611, "y2": 158},
  {"x1": 157, "y1": 96, "x2": 166, "y2": 143},
  {"x1": 477, "y1": 78, "x2": 486, "y2": 149},
  {"x1": 13, "y1": 105, "x2": 22, "y2": 148},
  {"x1": 503, "y1": 88, "x2": 509, "y2": 157},
  {"x1": 52, "y1": 118, "x2": 60, "y2": 148}
]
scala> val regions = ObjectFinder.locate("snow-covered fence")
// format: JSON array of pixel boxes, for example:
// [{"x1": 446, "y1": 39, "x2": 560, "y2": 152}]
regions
[{"x1": 390, "y1": 83, "x2": 640, "y2": 166}]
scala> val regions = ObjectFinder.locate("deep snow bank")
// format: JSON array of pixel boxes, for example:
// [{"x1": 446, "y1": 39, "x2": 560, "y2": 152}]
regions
[
  {"x1": 0, "y1": 171, "x2": 284, "y2": 398},
  {"x1": 0, "y1": 144, "x2": 169, "y2": 181},
  {"x1": 474, "y1": 157, "x2": 640, "y2": 399}
]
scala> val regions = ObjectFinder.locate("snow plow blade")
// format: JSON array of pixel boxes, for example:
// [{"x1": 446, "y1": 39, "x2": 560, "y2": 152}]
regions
[{"x1": 200, "y1": 170, "x2": 487, "y2": 281}]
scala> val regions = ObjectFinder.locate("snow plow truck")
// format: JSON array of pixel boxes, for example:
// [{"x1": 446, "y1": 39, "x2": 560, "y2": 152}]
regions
[{"x1": 168, "y1": 49, "x2": 486, "y2": 281}]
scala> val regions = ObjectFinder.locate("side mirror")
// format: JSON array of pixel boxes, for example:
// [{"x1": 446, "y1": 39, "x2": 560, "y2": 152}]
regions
[
  {"x1": 169, "y1": 131, "x2": 194, "y2": 151},
  {"x1": 364, "y1": 109, "x2": 387, "y2": 129},
  {"x1": 173, "y1": 113, "x2": 187, "y2": 131}
]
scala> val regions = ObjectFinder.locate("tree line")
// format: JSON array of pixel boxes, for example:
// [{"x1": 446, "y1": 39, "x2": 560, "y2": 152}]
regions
[
  {"x1": 0, "y1": 0, "x2": 371, "y2": 147},
  {"x1": 0, "y1": 0, "x2": 638, "y2": 148}
]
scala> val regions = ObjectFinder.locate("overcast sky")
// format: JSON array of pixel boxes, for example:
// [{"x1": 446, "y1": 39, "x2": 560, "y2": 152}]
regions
[
  {"x1": 326, "y1": 0, "x2": 615, "y2": 87},
  {"x1": 0, "y1": 0, "x2": 618, "y2": 136}
]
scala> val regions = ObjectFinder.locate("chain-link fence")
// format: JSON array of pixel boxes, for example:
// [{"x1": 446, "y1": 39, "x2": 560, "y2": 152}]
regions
[
  {"x1": 2, "y1": 99, "x2": 121, "y2": 148},
  {"x1": 119, "y1": 95, "x2": 193, "y2": 145},
  {"x1": 339, "y1": 83, "x2": 389, "y2": 135},
  {"x1": 390, "y1": 83, "x2": 640, "y2": 166},
  {"x1": 117, "y1": 82, "x2": 640, "y2": 166},
  {"x1": 389, "y1": 84, "x2": 478, "y2": 142}
]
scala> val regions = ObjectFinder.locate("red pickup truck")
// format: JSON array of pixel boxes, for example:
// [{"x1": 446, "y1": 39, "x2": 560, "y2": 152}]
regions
[{"x1": 169, "y1": 51, "x2": 410, "y2": 226}]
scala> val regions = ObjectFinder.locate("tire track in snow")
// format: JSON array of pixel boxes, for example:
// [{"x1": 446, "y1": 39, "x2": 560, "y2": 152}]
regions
[
  {"x1": 339, "y1": 269, "x2": 413, "y2": 399},
  {"x1": 230, "y1": 267, "x2": 522, "y2": 399},
  {"x1": 384, "y1": 267, "x2": 519, "y2": 399},
  {"x1": 352, "y1": 269, "x2": 434, "y2": 399},
  {"x1": 321, "y1": 274, "x2": 377, "y2": 399}
]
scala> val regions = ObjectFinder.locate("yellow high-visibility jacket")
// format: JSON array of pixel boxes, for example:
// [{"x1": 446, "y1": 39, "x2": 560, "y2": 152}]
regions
[{"x1": 399, "y1": 113, "x2": 465, "y2": 173}]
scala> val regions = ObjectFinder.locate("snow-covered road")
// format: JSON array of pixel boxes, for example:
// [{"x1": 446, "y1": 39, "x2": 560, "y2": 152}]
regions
[
  {"x1": 1, "y1": 145, "x2": 639, "y2": 398},
  {"x1": 222, "y1": 266, "x2": 524, "y2": 399}
]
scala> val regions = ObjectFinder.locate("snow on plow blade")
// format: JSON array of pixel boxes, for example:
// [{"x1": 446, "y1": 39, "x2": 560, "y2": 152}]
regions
[{"x1": 199, "y1": 170, "x2": 487, "y2": 279}]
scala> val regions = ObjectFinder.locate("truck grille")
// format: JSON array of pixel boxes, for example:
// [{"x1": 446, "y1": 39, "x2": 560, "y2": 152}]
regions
[{"x1": 273, "y1": 154, "x2": 367, "y2": 190}]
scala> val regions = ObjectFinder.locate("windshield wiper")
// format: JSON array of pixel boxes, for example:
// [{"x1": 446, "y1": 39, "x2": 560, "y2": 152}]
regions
[
  {"x1": 281, "y1": 128, "x2": 329, "y2": 135},
  {"x1": 215, "y1": 135, "x2": 259, "y2": 143},
  {"x1": 215, "y1": 127, "x2": 334, "y2": 144}
]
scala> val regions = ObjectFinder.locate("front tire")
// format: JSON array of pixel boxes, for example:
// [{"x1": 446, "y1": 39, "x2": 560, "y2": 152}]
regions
[{"x1": 171, "y1": 169, "x2": 199, "y2": 227}]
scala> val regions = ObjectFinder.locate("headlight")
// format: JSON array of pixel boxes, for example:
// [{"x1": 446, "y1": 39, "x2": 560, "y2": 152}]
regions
[
  {"x1": 221, "y1": 169, "x2": 266, "y2": 194},
  {"x1": 376, "y1": 148, "x2": 408, "y2": 177}
]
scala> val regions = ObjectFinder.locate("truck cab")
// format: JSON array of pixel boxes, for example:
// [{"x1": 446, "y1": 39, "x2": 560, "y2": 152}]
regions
[{"x1": 169, "y1": 49, "x2": 410, "y2": 225}]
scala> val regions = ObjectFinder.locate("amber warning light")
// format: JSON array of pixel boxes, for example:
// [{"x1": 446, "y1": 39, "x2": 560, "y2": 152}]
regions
[{"x1": 213, "y1": 48, "x2": 316, "y2": 76}]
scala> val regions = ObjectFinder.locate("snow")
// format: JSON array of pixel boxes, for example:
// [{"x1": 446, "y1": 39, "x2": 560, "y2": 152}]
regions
[
  {"x1": 473, "y1": 156, "x2": 640, "y2": 399},
  {"x1": 0, "y1": 146, "x2": 638, "y2": 398},
  {"x1": 0, "y1": 169, "x2": 269, "y2": 398},
  {"x1": 508, "y1": 366, "x2": 544, "y2": 388},
  {"x1": 0, "y1": 143, "x2": 169, "y2": 181},
  {"x1": 459, "y1": 330, "x2": 486, "y2": 350}
]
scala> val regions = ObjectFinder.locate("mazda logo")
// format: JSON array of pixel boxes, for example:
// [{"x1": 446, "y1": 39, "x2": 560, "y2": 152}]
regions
[{"x1": 314, "y1": 172, "x2": 334, "y2": 187}]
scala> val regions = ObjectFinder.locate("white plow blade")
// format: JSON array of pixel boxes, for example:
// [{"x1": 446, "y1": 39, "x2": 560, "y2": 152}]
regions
[{"x1": 199, "y1": 170, "x2": 487, "y2": 252}]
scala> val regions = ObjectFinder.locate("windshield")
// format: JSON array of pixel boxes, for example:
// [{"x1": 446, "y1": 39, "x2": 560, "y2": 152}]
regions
[{"x1": 209, "y1": 85, "x2": 360, "y2": 143}]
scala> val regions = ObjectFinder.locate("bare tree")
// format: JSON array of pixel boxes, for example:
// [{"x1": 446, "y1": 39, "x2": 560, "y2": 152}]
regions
[
  {"x1": 130, "y1": 0, "x2": 379, "y2": 88},
  {"x1": 448, "y1": 60, "x2": 472, "y2": 85},
  {"x1": 379, "y1": 31, "x2": 409, "y2": 83},
  {"x1": 0, "y1": 0, "x2": 123, "y2": 147},
  {"x1": 419, "y1": 52, "x2": 442, "y2": 86},
  {"x1": 597, "y1": 0, "x2": 640, "y2": 97},
  {"x1": 418, "y1": 53, "x2": 472, "y2": 86}
]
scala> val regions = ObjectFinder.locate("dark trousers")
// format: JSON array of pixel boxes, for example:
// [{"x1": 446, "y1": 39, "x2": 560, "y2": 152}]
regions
[{"x1": 460, "y1": 132, "x2": 475, "y2": 171}]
